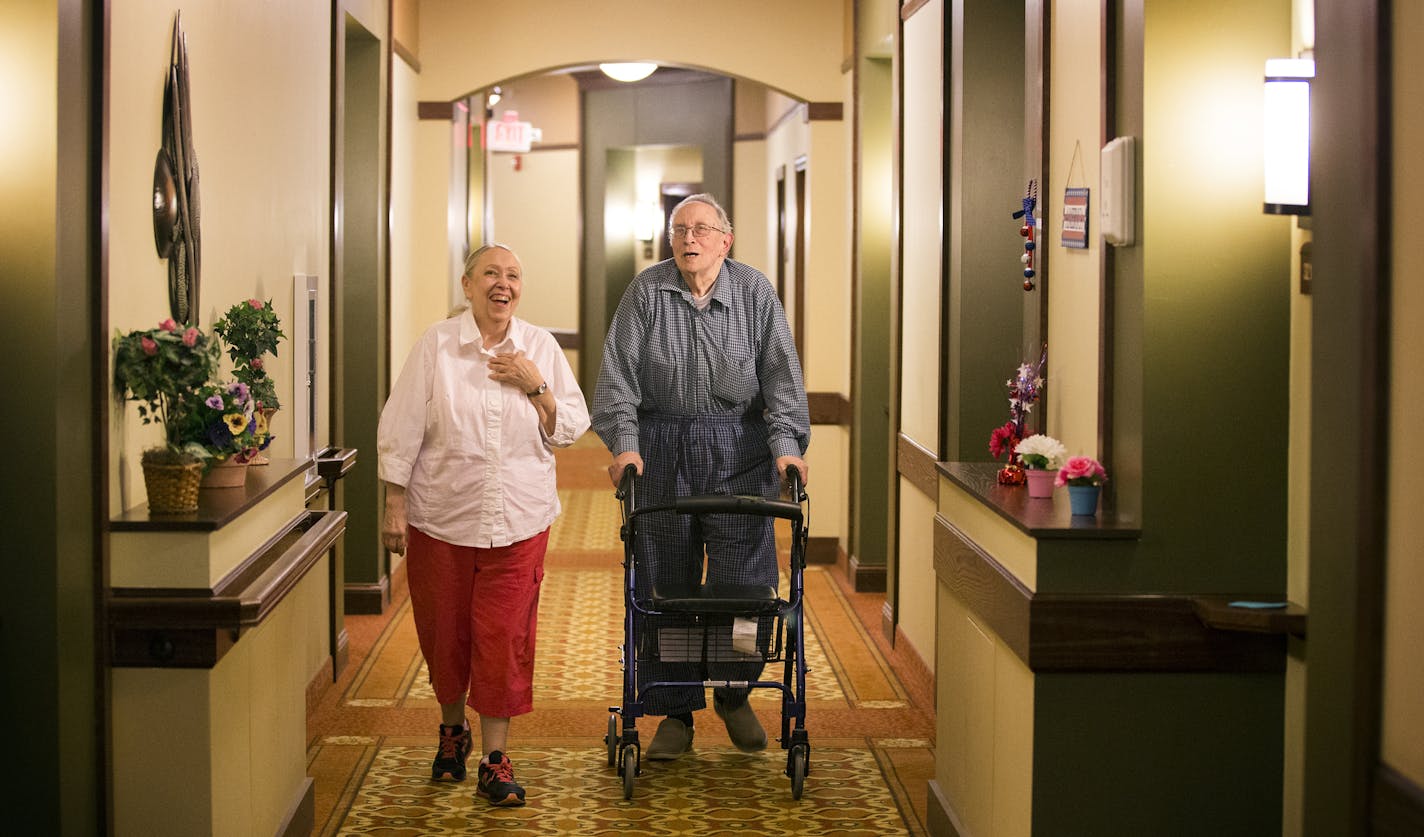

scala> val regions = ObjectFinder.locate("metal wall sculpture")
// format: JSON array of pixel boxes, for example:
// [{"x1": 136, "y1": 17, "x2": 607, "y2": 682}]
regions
[{"x1": 152, "y1": 12, "x2": 202, "y2": 325}]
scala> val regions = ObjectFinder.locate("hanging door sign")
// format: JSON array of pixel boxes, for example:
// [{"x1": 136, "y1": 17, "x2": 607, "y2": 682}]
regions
[{"x1": 1061, "y1": 187, "x2": 1089, "y2": 249}]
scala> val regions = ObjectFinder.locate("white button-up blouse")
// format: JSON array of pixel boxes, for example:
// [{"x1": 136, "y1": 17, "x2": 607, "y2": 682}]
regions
[{"x1": 377, "y1": 312, "x2": 590, "y2": 548}]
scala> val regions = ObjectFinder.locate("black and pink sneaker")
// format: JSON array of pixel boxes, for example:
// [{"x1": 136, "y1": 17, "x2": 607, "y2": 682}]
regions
[
  {"x1": 431, "y1": 723, "x2": 472, "y2": 782},
  {"x1": 476, "y1": 750, "x2": 527, "y2": 806}
]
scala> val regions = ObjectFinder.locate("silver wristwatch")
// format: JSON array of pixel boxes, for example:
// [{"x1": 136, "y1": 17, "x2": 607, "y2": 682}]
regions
[{"x1": 526, "y1": 382, "x2": 548, "y2": 397}]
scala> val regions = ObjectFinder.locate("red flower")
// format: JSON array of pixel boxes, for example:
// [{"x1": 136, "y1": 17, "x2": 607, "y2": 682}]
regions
[
  {"x1": 158, "y1": 318, "x2": 178, "y2": 332},
  {"x1": 140, "y1": 336, "x2": 158, "y2": 356},
  {"x1": 247, "y1": 298, "x2": 263, "y2": 309},
  {"x1": 182, "y1": 327, "x2": 199, "y2": 347},
  {"x1": 249, "y1": 357, "x2": 264, "y2": 371},
  {"x1": 989, "y1": 421, "x2": 1020, "y2": 461}
]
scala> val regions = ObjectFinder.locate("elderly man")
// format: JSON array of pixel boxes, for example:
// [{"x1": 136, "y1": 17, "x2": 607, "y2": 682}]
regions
[{"x1": 591, "y1": 193, "x2": 810, "y2": 760}]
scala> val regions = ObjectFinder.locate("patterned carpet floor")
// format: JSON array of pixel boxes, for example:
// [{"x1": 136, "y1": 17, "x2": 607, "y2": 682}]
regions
[{"x1": 306, "y1": 438, "x2": 936, "y2": 835}]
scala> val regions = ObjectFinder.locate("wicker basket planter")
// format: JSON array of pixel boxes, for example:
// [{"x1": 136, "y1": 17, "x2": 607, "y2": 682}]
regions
[{"x1": 142, "y1": 460, "x2": 203, "y2": 513}]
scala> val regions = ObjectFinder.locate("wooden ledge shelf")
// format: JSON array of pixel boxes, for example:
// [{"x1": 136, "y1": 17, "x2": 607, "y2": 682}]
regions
[
  {"x1": 937, "y1": 461, "x2": 1140, "y2": 539},
  {"x1": 109, "y1": 508, "x2": 347, "y2": 667},
  {"x1": 111, "y1": 458, "x2": 312, "y2": 532},
  {"x1": 1192, "y1": 597, "x2": 1308, "y2": 638}
]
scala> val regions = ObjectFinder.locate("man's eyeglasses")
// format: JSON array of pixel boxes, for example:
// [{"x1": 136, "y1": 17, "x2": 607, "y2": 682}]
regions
[{"x1": 669, "y1": 223, "x2": 727, "y2": 240}]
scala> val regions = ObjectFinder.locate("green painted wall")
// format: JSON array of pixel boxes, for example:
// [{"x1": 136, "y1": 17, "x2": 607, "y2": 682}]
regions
[
  {"x1": 1107, "y1": 0, "x2": 1292, "y2": 594},
  {"x1": 1034, "y1": 673, "x2": 1284, "y2": 835},
  {"x1": 338, "y1": 20, "x2": 389, "y2": 592},
  {"x1": 946, "y1": 0, "x2": 1028, "y2": 461},
  {"x1": 3, "y1": 1, "x2": 103, "y2": 831}
]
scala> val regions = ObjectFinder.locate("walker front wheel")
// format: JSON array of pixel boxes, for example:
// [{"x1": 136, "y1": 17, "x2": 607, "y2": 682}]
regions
[
  {"x1": 621, "y1": 747, "x2": 638, "y2": 799},
  {"x1": 789, "y1": 745, "x2": 808, "y2": 800}
]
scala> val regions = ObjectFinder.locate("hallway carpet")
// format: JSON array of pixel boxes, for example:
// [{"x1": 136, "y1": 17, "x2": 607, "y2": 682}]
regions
[{"x1": 306, "y1": 437, "x2": 935, "y2": 835}]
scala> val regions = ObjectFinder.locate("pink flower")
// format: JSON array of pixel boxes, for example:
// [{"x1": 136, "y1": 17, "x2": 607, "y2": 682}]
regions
[
  {"x1": 140, "y1": 336, "x2": 158, "y2": 356},
  {"x1": 247, "y1": 298, "x2": 263, "y2": 309},
  {"x1": 182, "y1": 327, "x2": 199, "y2": 347},
  {"x1": 249, "y1": 357, "x2": 264, "y2": 371},
  {"x1": 158, "y1": 318, "x2": 178, "y2": 332},
  {"x1": 1055, "y1": 456, "x2": 1107, "y2": 487}
]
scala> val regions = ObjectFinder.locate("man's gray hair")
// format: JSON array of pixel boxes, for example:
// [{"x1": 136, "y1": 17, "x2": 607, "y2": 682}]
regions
[
  {"x1": 668, "y1": 193, "x2": 733, "y2": 239},
  {"x1": 462, "y1": 242, "x2": 516, "y2": 277}
]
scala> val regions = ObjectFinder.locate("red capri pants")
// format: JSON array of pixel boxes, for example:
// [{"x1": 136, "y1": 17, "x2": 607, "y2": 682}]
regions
[{"x1": 406, "y1": 526, "x2": 549, "y2": 718}]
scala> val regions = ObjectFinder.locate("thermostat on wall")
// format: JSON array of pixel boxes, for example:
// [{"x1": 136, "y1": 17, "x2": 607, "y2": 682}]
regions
[{"x1": 1100, "y1": 136, "x2": 1136, "y2": 247}]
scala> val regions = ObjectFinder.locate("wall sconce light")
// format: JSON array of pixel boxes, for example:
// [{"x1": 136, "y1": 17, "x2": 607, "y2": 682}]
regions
[
  {"x1": 635, "y1": 201, "x2": 662, "y2": 257},
  {"x1": 1263, "y1": 57, "x2": 1313, "y2": 215},
  {"x1": 599, "y1": 62, "x2": 657, "y2": 83}
]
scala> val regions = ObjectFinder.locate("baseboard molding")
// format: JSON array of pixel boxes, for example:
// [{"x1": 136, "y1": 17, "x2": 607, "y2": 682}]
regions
[
  {"x1": 894, "y1": 624, "x2": 935, "y2": 692},
  {"x1": 344, "y1": 575, "x2": 390, "y2": 615},
  {"x1": 848, "y1": 554, "x2": 887, "y2": 593},
  {"x1": 1374, "y1": 763, "x2": 1424, "y2": 835},
  {"x1": 306, "y1": 656, "x2": 333, "y2": 716},
  {"x1": 332, "y1": 629, "x2": 350, "y2": 679},
  {"x1": 344, "y1": 558, "x2": 407, "y2": 616},
  {"x1": 926, "y1": 779, "x2": 969, "y2": 837},
  {"x1": 277, "y1": 777, "x2": 314, "y2": 837},
  {"x1": 807, "y1": 535, "x2": 841, "y2": 565}
]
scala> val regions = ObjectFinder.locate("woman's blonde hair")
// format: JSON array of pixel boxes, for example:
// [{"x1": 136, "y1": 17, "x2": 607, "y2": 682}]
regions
[{"x1": 462, "y1": 242, "x2": 516, "y2": 277}]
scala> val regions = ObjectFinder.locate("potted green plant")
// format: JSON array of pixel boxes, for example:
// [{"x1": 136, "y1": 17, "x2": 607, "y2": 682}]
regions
[
  {"x1": 213, "y1": 298, "x2": 285, "y2": 411},
  {"x1": 112, "y1": 318, "x2": 220, "y2": 511},
  {"x1": 213, "y1": 298, "x2": 285, "y2": 464}
]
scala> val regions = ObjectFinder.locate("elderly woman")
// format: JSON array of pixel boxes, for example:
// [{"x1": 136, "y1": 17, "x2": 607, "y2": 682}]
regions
[{"x1": 378, "y1": 243, "x2": 589, "y2": 806}]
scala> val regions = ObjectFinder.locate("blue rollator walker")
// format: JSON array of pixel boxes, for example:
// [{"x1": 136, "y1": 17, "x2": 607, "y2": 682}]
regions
[{"x1": 605, "y1": 464, "x2": 812, "y2": 800}]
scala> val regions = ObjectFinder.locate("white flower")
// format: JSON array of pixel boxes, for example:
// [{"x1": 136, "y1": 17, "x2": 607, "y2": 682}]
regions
[{"x1": 1016, "y1": 434, "x2": 1067, "y2": 469}]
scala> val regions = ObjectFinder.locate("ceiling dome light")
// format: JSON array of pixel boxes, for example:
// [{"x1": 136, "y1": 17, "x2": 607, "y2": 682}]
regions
[{"x1": 599, "y1": 62, "x2": 657, "y2": 83}]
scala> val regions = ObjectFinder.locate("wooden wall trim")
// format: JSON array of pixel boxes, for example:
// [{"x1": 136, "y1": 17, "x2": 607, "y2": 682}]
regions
[
  {"x1": 392, "y1": 39, "x2": 419, "y2": 72},
  {"x1": 807, "y1": 391, "x2": 852, "y2": 425},
  {"x1": 806, "y1": 535, "x2": 841, "y2": 565},
  {"x1": 109, "y1": 510, "x2": 347, "y2": 667},
  {"x1": 897, "y1": 432, "x2": 938, "y2": 498},
  {"x1": 934, "y1": 513, "x2": 1032, "y2": 659},
  {"x1": 1373, "y1": 764, "x2": 1424, "y2": 835},
  {"x1": 934, "y1": 515, "x2": 1286, "y2": 673},
  {"x1": 417, "y1": 100, "x2": 454, "y2": 120},
  {"x1": 547, "y1": 328, "x2": 580, "y2": 350},
  {"x1": 902, "y1": 0, "x2": 933, "y2": 22},
  {"x1": 806, "y1": 102, "x2": 844, "y2": 121}
]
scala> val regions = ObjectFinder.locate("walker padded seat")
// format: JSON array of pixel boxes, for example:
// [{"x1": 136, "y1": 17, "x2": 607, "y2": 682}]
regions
[{"x1": 650, "y1": 583, "x2": 782, "y2": 614}]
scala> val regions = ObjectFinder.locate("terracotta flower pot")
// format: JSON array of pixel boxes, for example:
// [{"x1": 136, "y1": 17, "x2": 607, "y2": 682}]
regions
[{"x1": 200, "y1": 457, "x2": 249, "y2": 489}]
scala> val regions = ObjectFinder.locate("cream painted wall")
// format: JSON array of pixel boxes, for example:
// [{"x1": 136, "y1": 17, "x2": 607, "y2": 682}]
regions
[
  {"x1": 733, "y1": 139, "x2": 771, "y2": 273},
  {"x1": 488, "y1": 148, "x2": 581, "y2": 330},
  {"x1": 805, "y1": 118, "x2": 853, "y2": 395},
  {"x1": 1384, "y1": 0, "x2": 1424, "y2": 789},
  {"x1": 897, "y1": 478, "x2": 937, "y2": 671},
  {"x1": 900, "y1": 0, "x2": 943, "y2": 448},
  {"x1": 1045, "y1": 1, "x2": 1102, "y2": 457},
  {"x1": 416, "y1": 0, "x2": 844, "y2": 103},
  {"x1": 390, "y1": 56, "x2": 446, "y2": 376},
  {"x1": 107, "y1": 3, "x2": 331, "y2": 514},
  {"x1": 408, "y1": 118, "x2": 462, "y2": 370}
]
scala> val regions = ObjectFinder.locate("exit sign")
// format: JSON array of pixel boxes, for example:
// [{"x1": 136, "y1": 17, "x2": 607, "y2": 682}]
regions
[{"x1": 484, "y1": 111, "x2": 540, "y2": 153}]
